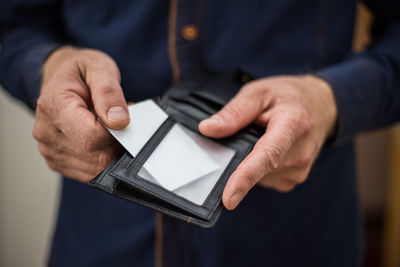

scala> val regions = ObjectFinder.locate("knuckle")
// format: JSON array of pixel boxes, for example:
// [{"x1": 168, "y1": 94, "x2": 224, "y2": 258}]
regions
[
  {"x1": 262, "y1": 146, "x2": 282, "y2": 170},
  {"x1": 241, "y1": 80, "x2": 267, "y2": 95},
  {"x1": 97, "y1": 80, "x2": 119, "y2": 96},
  {"x1": 85, "y1": 123, "x2": 99, "y2": 138},
  {"x1": 38, "y1": 144, "x2": 58, "y2": 161},
  {"x1": 32, "y1": 123, "x2": 45, "y2": 142},
  {"x1": 77, "y1": 128, "x2": 104, "y2": 153},
  {"x1": 297, "y1": 169, "x2": 310, "y2": 184},
  {"x1": 97, "y1": 151, "x2": 113, "y2": 169},
  {"x1": 289, "y1": 175, "x2": 307, "y2": 185},
  {"x1": 296, "y1": 175, "x2": 308, "y2": 184},
  {"x1": 240, "y1": 83, "x2": 258, "y2": 95},
  {"x1": 291, "y1": 145, "x2": 315, "y2": 168},
  {"x1": 81, "y1": 49, "x2": 98, "y2": 59},
  {"x1": 82, "y1": 49, "x2": 108, "y2": 61},
  {"x1": 244, "y1": 170, "x2": 259, "y2": 189},
  {"x1": 38, "y1": 144, "x2": 49, "y2": 157},
  {"x1": 299, "y1": 117, "x2": 312, "y2": 135},
  {"x1": 79, "y1": 138, "x2": 97, "y2": 153},
  {"x1": 288, "y1": 169, "x2": 309, "y2": 185},
  {"x1": 292, "y1": 154, "x2": 311, "y2": 168},
  {"x1": 54, "y1": 92, "x2": 76, "y2": 113},
  {"x1": 36, "y1": 96, "x2": 51, "y2": 114},
  {"x1": 76, "y1": 173, "x2": 94, "y2": 183},
  {"x1": 291, "y1": 108, "x2": 312, "y2": 136},
  {"x1": 222, "y1": 105, "x2": 243, "y2": 122},
  {"x1": 46, "y1": 160, "x2": 60, "y2": 173},
  {"x1": 234, "y1": 165, "x2": 260, "y2": 192}
]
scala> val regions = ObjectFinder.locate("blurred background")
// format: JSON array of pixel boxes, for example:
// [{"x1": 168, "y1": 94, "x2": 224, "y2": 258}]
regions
[{"x1": 0, "y1": 2, "x2": 399, "y2": 267}]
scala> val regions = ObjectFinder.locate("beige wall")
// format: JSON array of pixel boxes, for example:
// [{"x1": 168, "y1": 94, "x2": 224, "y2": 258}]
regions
[{"x1": 0, "y1": 88, "x2": 59, "y2": 267}]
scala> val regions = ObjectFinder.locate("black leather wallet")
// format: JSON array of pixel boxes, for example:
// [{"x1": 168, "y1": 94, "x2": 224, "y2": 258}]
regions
[{"x1": 89, "y1": 74, "x2": 263, "y2": 228}]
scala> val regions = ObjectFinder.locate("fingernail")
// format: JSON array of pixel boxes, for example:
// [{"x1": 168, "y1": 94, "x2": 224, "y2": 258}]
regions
[
  {"x1": 107, "y1": 106, "x2": 129, "y2": 122},
  {"x1": 202, "y1": 115, "x2": 222, "y2": 125},
  {"x1": 229, "y1": 192, "x2": 243, "y2": 209}
]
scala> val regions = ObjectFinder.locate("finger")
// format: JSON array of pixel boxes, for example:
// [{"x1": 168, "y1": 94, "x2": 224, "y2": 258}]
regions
[
  {"x1": 46, "y1": 159, "x2": 97, "y2": 183},
  {"x1": 53, "y1": 91, "x2": 116, "y2": 151},
  {"x1": 33, "y1": 112, "x2": 67, "y2": 151},
  {"x1": 199, "y1": 83, "x2": 268, "y2": 138},
  {"x1": 39, "y1": 142, "x2": 120, "y2": 171},
  {"x1": 83, "y1": 55, "x2": 130, "y2": 130},
  {"x1": 39, "y1": 143, "x2": 121, "y2": 180},
  {"x1": 39, "y1": 143, "x2": 101, "y2": 175},
  {"x1": 222, "y1": 111, "x2": 309, "y2": 210},
  {"x1": 254, "y1": 109, "x2": 274, "y2": 127},
  {"x1": 279, "y1": 136, "x2": 319, "y2": 169},
  {"x1": 257, "y1": 166, "x2": 311, "y2": 191},
  {"x1": 38, "y1": 81, "x2": 116, "y2": 152},
  {"x1": 73, "y1": 142, "x2": 122, "y2": 166},
  {"x1": 63, "y1": 170, "x2": 96, "y2": 183}
]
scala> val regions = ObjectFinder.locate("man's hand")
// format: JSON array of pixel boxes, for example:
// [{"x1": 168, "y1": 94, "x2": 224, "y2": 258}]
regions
[
  {"x1": 33, "y1": 46, "x2": 129, "y2": 182},
  {"x1": 199, "y1": 75, "x2": 337, "y2": 210}
]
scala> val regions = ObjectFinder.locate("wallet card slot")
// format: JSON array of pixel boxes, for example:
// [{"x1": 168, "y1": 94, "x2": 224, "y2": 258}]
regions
[
  {"x1": 168, "y1": 95, "x2": 218, "y2": 116},
  {"x1": 114, "y1": 181, "x2": 222, "y2": 228},
  {"x1": 165, "y1": 80, "x2": 228, "y2": 116},
  {"x1": 189, "y1": 85, "x2": 231, "y2": 107},
  {"x1": 165, "y1": 96, "x2": 264, "y2": 145},
  {"x1": 113, "y1": 170, "x2": 214, "y2": 219}
]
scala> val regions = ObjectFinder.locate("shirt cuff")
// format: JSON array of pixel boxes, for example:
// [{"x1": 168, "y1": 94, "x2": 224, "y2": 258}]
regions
[
  {"x1": 316, "y1": 55, "x2": 385, "y2": 146},
  {"x1": 21, "y1": 43, "x2": 61, "y2": 110}
]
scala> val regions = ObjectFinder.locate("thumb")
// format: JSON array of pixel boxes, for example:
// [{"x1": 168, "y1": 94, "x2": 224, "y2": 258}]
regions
[
  {"x1": 84, "y1": 56, "x2": 130, "y2": 130},
  {"x1": 222, "y1": 112, "x2": 301, "y2": 210},
  {"x1": 199, "y1": 85, "x2": 266, "y2": 138}
]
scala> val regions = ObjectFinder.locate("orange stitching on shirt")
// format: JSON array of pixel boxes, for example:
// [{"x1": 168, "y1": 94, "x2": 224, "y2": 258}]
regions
[{"x1": 168, "y1": 0, "x2": 180, "y2": 84}]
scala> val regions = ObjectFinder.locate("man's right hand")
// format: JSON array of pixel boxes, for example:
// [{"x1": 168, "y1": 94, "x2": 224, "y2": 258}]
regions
[{"x1": 33, "y1": 46, "x2": 129, "y2": 182}]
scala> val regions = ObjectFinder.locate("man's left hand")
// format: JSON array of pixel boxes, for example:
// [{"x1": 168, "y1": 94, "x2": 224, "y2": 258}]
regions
[{"x1": 199, "y1": 75, "x2": 337, "y2": 210}]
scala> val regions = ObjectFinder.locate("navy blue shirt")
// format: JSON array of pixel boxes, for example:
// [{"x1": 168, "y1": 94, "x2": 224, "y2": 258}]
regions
[{"x1": 1, "y1": 0, "x2": 400, "y2": 266}]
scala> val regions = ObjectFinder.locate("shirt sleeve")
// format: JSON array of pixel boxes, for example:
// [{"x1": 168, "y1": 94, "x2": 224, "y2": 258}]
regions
[
  {"x1": 316, "y1": 0, "x2": 400, "y2": 146},
  {"x1": 0, "y1": 0, "x2": 65, "y2": 111}
]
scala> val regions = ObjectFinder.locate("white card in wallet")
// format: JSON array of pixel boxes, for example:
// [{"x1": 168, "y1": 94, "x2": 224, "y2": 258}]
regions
[{"x1": 107, "y1": 100, "x2": 235, "y2": 205}]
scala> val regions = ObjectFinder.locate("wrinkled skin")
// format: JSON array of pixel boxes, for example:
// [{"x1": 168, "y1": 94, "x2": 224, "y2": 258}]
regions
[
  {"x1": 199, "y1": 75, "x2": 337, "y2": 209},
  {"x1": 34, "y1": 46, "x2": 337, "y2": 210}
]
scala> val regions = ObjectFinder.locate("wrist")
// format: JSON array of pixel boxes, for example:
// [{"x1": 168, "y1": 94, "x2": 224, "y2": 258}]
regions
[
  {"x1": 304, "y1": 75, "x2": 338, "y2": 140},
  {"x1": 42, "y1": 46, "x2": 79, "y2": 84}
]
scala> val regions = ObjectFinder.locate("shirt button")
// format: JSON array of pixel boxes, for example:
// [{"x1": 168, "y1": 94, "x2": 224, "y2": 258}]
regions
[{"x1": 182, "y1": 25, "x2": 198, "y2": 41}]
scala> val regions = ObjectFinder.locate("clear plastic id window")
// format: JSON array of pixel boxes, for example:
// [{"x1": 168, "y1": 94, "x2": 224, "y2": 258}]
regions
[
  {"x1": 107, "y1": 100, "x2": 235, "y2": 205},
  {"x1": 138, "y1": 124, "x2": 234, "y2": 205}
]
